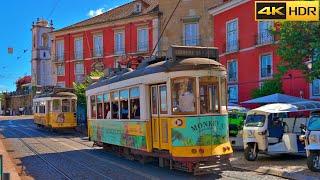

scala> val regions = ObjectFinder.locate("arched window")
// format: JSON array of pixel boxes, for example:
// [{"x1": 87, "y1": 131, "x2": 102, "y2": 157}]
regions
[{"x1": 41, "y1": 33, "x2": 49, "y2": 47}]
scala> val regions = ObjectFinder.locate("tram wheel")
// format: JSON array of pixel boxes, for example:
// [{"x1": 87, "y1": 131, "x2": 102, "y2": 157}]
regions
[
  {"x1": 307, "y1": 152, "x2": 320, "y2": 172},
  {"x1": 244, "y1": 143, "x2": 258, "y2": 161}
]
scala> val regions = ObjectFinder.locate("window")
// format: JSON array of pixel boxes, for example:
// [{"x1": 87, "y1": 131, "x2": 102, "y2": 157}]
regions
[
  {"x1": 228, "y1": 85, "x2": 238, "y2": 103},
  {"x1": 111, "y1": 92, "x2": 119, "y2": 119},
  {"x1": 151, "y1": 86, "x2": 158, "y2": 115},
  {"x1": 47, "y1": 100, "x2": 52, "y2": 112},
  {"x1": 93, "y1": 34, "x2": 103, "y2": 57},
  {"x1": 56, "y1": 64, "x2": 65, "y2": 76},
  {"x1": 71, "y1": 99, "x2": 76, "y2": 112},
  {"x1": 258, "y1": 21, "x2": 273, "y2": 45},
  {"x1": 159, "y1": 85, "x2": 168, "y2": 114},
  {"x1": 115, "y1": 32, "x2": 125, "y2": 55},
  {"x1": 138, "y1": 28, "x2": 148, "y2": 52},
  {"x1": 120, "y1": 90, "x2": 129, "y2": 119},
  {"x1": 228, "y1": 60, "x2": 238, "y2": 82},
  {"x1": 56, "y1": 82, "x2": 65, "y2": 88},
  {"x1": 226, "y1": 19, "x2": 238, "y2": 52},
  {"x1": 104, "y1": 94, "x2": 111, "y2": 119},
  {"x1": 184, "y1": 23, "x2": 199, "y2": 46},
  {"x1": 53, "y1": 99, "x2": 61, "y2": 112},
  {"x1": 260, "y1": 54, "x2": 272, "y2": 78},
  {"x1": 42, "y1": 34, "x2": 49, "y2": 47},
  {"x1": 312, "y1": 79, "x2": 320, "y2": 96},
  {"x1": 130, "y1": 87, "x2": 140, "y2": 119},
  {"x1": 56, "y1": 40, "x2": 64, "y2": 61},
  {"x1": 97, "y1": 95, "x2": 103, "y2": 119},
  {"x1": 62, "y1": 99, "x2": 71, "y2": 112},
  {"x1": 90, "y1": 96, "x2": 97, "y2": 118},
  {"x1": 74, "y1": 37, "x2": 83, "y2": 59},
  {"x1": 199, "y1": 77, "x2": 219, "y2": 114},
  {"x1": 75, "y1": 63, "x2": 84, "y2": 75},
  {"x1": 172, "y1": 77, "x2": 196, "y2": 114},
  {"x1": 39, "y1": 101, "x2": 46, "y2": 114}
]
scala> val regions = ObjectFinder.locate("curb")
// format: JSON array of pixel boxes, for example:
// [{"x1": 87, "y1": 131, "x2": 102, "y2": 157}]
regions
[{"x1": 232, "y1": 165, "x2": 319, "y2": 180}]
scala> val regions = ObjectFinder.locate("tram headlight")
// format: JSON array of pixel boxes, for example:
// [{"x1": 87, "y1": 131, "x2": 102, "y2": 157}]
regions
[{"x1": 309, "y1": 134, "x2": 319, "y2": 144}]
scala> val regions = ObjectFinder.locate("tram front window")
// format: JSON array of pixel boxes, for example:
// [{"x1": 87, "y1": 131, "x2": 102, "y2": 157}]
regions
[
  {"x1": 172, "y1": 77, "x2": 196, "y2": 114},
  {"x1": 62, "y1": 99, "x2": 70, "y2": 112},
  {"x1": 39, "y1": 101, "x2": 45, "y2": 114},
  {"x1": 97, "y1": 95, "x2": 103, "y2": 119},
  {"x1": 130, "y1": 87, "x2": 140, "y2": 119},
  {"x1": 71, "y1": 99, "x2": 76, "y2": 112},
  {"x1": 111, "y1": 92, "x2": 119, "y2": 119},
  {"x1": 53, "y1": 99, "x2": 61, "y2": 112},
  {"x1": 120, "y1": 90, "x2": 129, "y2": 119}
]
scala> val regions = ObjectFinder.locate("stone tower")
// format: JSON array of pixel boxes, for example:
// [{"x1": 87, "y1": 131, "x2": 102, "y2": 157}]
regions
[{"x1": 31, "y1": 18, "x2": 54, "y2": 87}]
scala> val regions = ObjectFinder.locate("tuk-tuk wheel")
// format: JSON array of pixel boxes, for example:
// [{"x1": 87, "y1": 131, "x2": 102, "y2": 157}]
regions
[
  {"x1": 307, "y1": 152, "x2": 320, "y2": 172},
  {"x1": 244, "y1": 143, "x2": 258, "y2": 161}
]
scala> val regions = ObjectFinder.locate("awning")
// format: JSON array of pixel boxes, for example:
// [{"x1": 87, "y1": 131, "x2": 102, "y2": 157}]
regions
[
  {"x1": 251, "y1": 101, "x2": 320, "y2": 114},
  {"x1": 242, "y1": 93, "x2": 306, "y2": 104}
]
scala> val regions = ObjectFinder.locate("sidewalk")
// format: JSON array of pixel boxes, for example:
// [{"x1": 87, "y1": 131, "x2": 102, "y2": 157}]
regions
[
  {"x1": 0, "y1": 115, "x2": 33, "y2": 121},
  {"x1": 0, "y1": 135, "x2": 21, "y2": 180},
  {"x1": 231, "y1": 151, "x2": 320, "y2": 180}
]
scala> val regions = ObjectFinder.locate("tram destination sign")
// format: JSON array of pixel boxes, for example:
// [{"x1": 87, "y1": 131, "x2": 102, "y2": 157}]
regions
[{"x1": 168, "y1": 45, "x2": 219, "y2": 61}]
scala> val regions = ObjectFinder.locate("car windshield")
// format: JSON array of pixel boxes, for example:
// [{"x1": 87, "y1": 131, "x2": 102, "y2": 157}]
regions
[
  {"x1": 245, "y1": 114, "x2": 265, "y2": 127},
  {"x1": 308, "y1": 116, "x2": 320, "y2": 131}
]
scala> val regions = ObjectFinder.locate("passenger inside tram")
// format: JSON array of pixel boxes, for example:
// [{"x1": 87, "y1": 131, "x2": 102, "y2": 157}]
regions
[
  {"x1": 172, "y1": 78, "x2": 196, "y2": 113},
  {"x1": 105, "y1": 103, "x2": 111, "y2": 119}
]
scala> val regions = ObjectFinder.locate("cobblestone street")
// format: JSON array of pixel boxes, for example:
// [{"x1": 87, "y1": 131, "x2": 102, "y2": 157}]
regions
[{"x1": 0, "y1": 118, "x2": 287, "y2": 180}]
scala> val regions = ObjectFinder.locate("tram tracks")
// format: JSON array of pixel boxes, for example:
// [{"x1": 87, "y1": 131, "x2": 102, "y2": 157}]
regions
[
  {"x1": 4, "y1": 126, "x2": 113, "y2": 180},
  {"x1": 6, "y1": 123, "x2": 158, "y2": 180}
]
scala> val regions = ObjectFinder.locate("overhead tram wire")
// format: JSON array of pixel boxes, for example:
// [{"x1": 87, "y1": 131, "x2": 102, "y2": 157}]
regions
[
  {"x1": 47, "y1": 0, "x2": 61, "y2": 20},
  {"x1": 150, "y1": 0, "x2": 182, "y2": 57}
]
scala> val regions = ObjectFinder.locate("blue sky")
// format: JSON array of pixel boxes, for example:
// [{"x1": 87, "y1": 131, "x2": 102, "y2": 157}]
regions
[{"x1": 0, "y1": 0, "x2": 131, "y2": 92}]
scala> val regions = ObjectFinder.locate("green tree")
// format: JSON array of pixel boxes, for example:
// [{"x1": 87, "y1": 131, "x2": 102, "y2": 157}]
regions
[
  {"x1": 73, "y1": 71, "x2": 104, "y2": 105},
  {"x1": 275, "y1": 20, "x2": 320, "y2": 81},
  {"x1": 251, "y1": 79, "x2": 283, "y2": 99}
]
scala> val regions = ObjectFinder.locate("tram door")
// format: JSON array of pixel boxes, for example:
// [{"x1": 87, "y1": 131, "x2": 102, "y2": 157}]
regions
[{"x1": 151, "y1": 84, "x2": 169, "y2": 150}]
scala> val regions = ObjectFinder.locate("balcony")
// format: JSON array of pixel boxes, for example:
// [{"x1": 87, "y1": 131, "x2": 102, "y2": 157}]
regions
[
  {"x1": 74, "y1": 50, "x2": 84, "y2": 61},
  {"x1": 225, "y1": 40, "x2": 239, "y2": 53},
  {"x1": 52, "y1": 54, "x2": 65, "y2": 63},
  {"x1": 137, "y1": 41, "x2": 149, "y2": 53},
  {"x1": 182, "y1": 36, "x2": 201, "y2": 46},
  {"x1": 257, "y1": 31, "x2": 274, "y2": 46}
]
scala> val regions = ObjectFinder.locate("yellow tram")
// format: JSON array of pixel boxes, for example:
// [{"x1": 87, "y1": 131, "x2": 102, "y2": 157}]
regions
[
  {"x1": 33, "y1": 88, "x2": 77, "y2": 129},
  {"x1": 86, "y1": 46, "x2": 232, "y2": 175}
]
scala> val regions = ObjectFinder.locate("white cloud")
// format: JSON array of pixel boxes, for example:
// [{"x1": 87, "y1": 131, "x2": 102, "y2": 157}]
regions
[{"x1": 87, "y1": 8, "x2": 106, "y2": 17}]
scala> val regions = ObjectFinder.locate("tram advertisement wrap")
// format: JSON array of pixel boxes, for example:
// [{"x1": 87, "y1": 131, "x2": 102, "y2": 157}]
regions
[
  {"x1": 171, "y1": 115, "x2": 228, "y2": 147},
  {"x1": 89, "y1": 120, "x2": 148, "y2": 150}
]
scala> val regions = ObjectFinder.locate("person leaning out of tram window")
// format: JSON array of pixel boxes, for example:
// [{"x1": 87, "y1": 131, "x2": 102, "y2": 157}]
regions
[
  {"x1": 131, "y1": 103, "x2": 140, "y2": 119},
  {"x1": 178, "y1": 83, "x2": 195, "y2": 112},
  {"x1": 105, "y1": 104, "x2": 111, "y2": 119}
]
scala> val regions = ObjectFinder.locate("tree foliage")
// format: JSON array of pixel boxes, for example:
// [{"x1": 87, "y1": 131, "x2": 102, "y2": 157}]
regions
[
  {"x1": 251, "y1": 79, "x2": 283, "y2": 99},
  {"x1": 73, "y1": 71, "x2": 104, "y2": 105},
  {"x1": 275, "y1": 20, "x2": 320, "y2": 81}
]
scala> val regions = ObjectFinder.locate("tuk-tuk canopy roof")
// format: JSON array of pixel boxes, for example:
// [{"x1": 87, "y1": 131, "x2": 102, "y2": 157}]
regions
[
  {"x1": 250, "y1": 101, "x2": 320, "y2": 114},
  {"x1": 242, "y1": 93, "x2": 306, "y2": 104}
]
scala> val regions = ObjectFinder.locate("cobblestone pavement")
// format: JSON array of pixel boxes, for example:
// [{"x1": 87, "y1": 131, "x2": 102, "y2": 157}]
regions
[{"x1": 0, "y1": 119, "x2": 285, "y2": 180}]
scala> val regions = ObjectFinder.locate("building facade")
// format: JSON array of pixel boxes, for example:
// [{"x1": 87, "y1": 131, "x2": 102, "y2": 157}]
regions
[
  {"x1": 51, "y1": 0, "x2": 159, "y2": 88},
  {"x1": 209, "y1": 0, "x2": 313, "y2": 104},
  {"x1": 159, "y1": 0, "x2": 223, "y2": 54},
  {"x1": 31, "y1": 19, "x2": 54, "y2": 87}
]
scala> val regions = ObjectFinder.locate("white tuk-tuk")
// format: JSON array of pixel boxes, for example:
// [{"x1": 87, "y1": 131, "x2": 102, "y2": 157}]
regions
[
  {"x1": 303, "y1": 112, "x2": 320, "y2": 172},
  {"x1": 243, "y1": 101, "x2": 320, "y2": 161}
]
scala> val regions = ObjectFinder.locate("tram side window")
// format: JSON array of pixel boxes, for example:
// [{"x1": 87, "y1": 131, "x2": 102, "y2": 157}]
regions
[
  {"x1": 120, "y1": 90, "x2": 129, "y2": 119},
  {"x1": 71, "y1": 99, "x2": 76, "y2": 112},
  {"x1": 104, "y1": 94, "x2": 111, "y2": 119},
  {"x1": 159, "y1": 85, "x2": 168, "y2": 114},
  {"x1": 62, "y1": 99, "x2": 71, "y2": 112},
  {"x1": 130, "y1": 87, "x2": 140, "y2": 119},
  {"x1": 90, "y1": 96, "x2": 97, "y2": 119},
  {"x1": 111, "y1": 92, "x2": 119, "y2": 119},
  {"x1": 48, "y1": 100, "x2": 52, "y2": 113},
  {"x1": 53, "y1": 99, "x2": 61, "y2": 112},
  {"x1": 97, "y1": 95, "x2": 103, "y2": 119},
  {"x1": 221, "y1": 78, "x2": 227, "y2": 113},
  {"x1": 172, "y1": 77, "x2": 196, "y2": 114},
  {"x1": 199, "y1": 77, "x2": 220, "y2": 114},
  {"x1": 151, "y1": 86, "x2": 158, "y2": 115},
  {"x1": 39, "y1": 101, "x2": 46, "y2": 114}
]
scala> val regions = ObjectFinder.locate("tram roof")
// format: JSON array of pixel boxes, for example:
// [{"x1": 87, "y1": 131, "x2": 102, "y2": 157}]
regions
[
  {"x1": 34, "y1": 88, "x2": 76, "y2": 99},
  {"x1": 87, "y1": 57, "x2": 225, "y2": 91}
]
